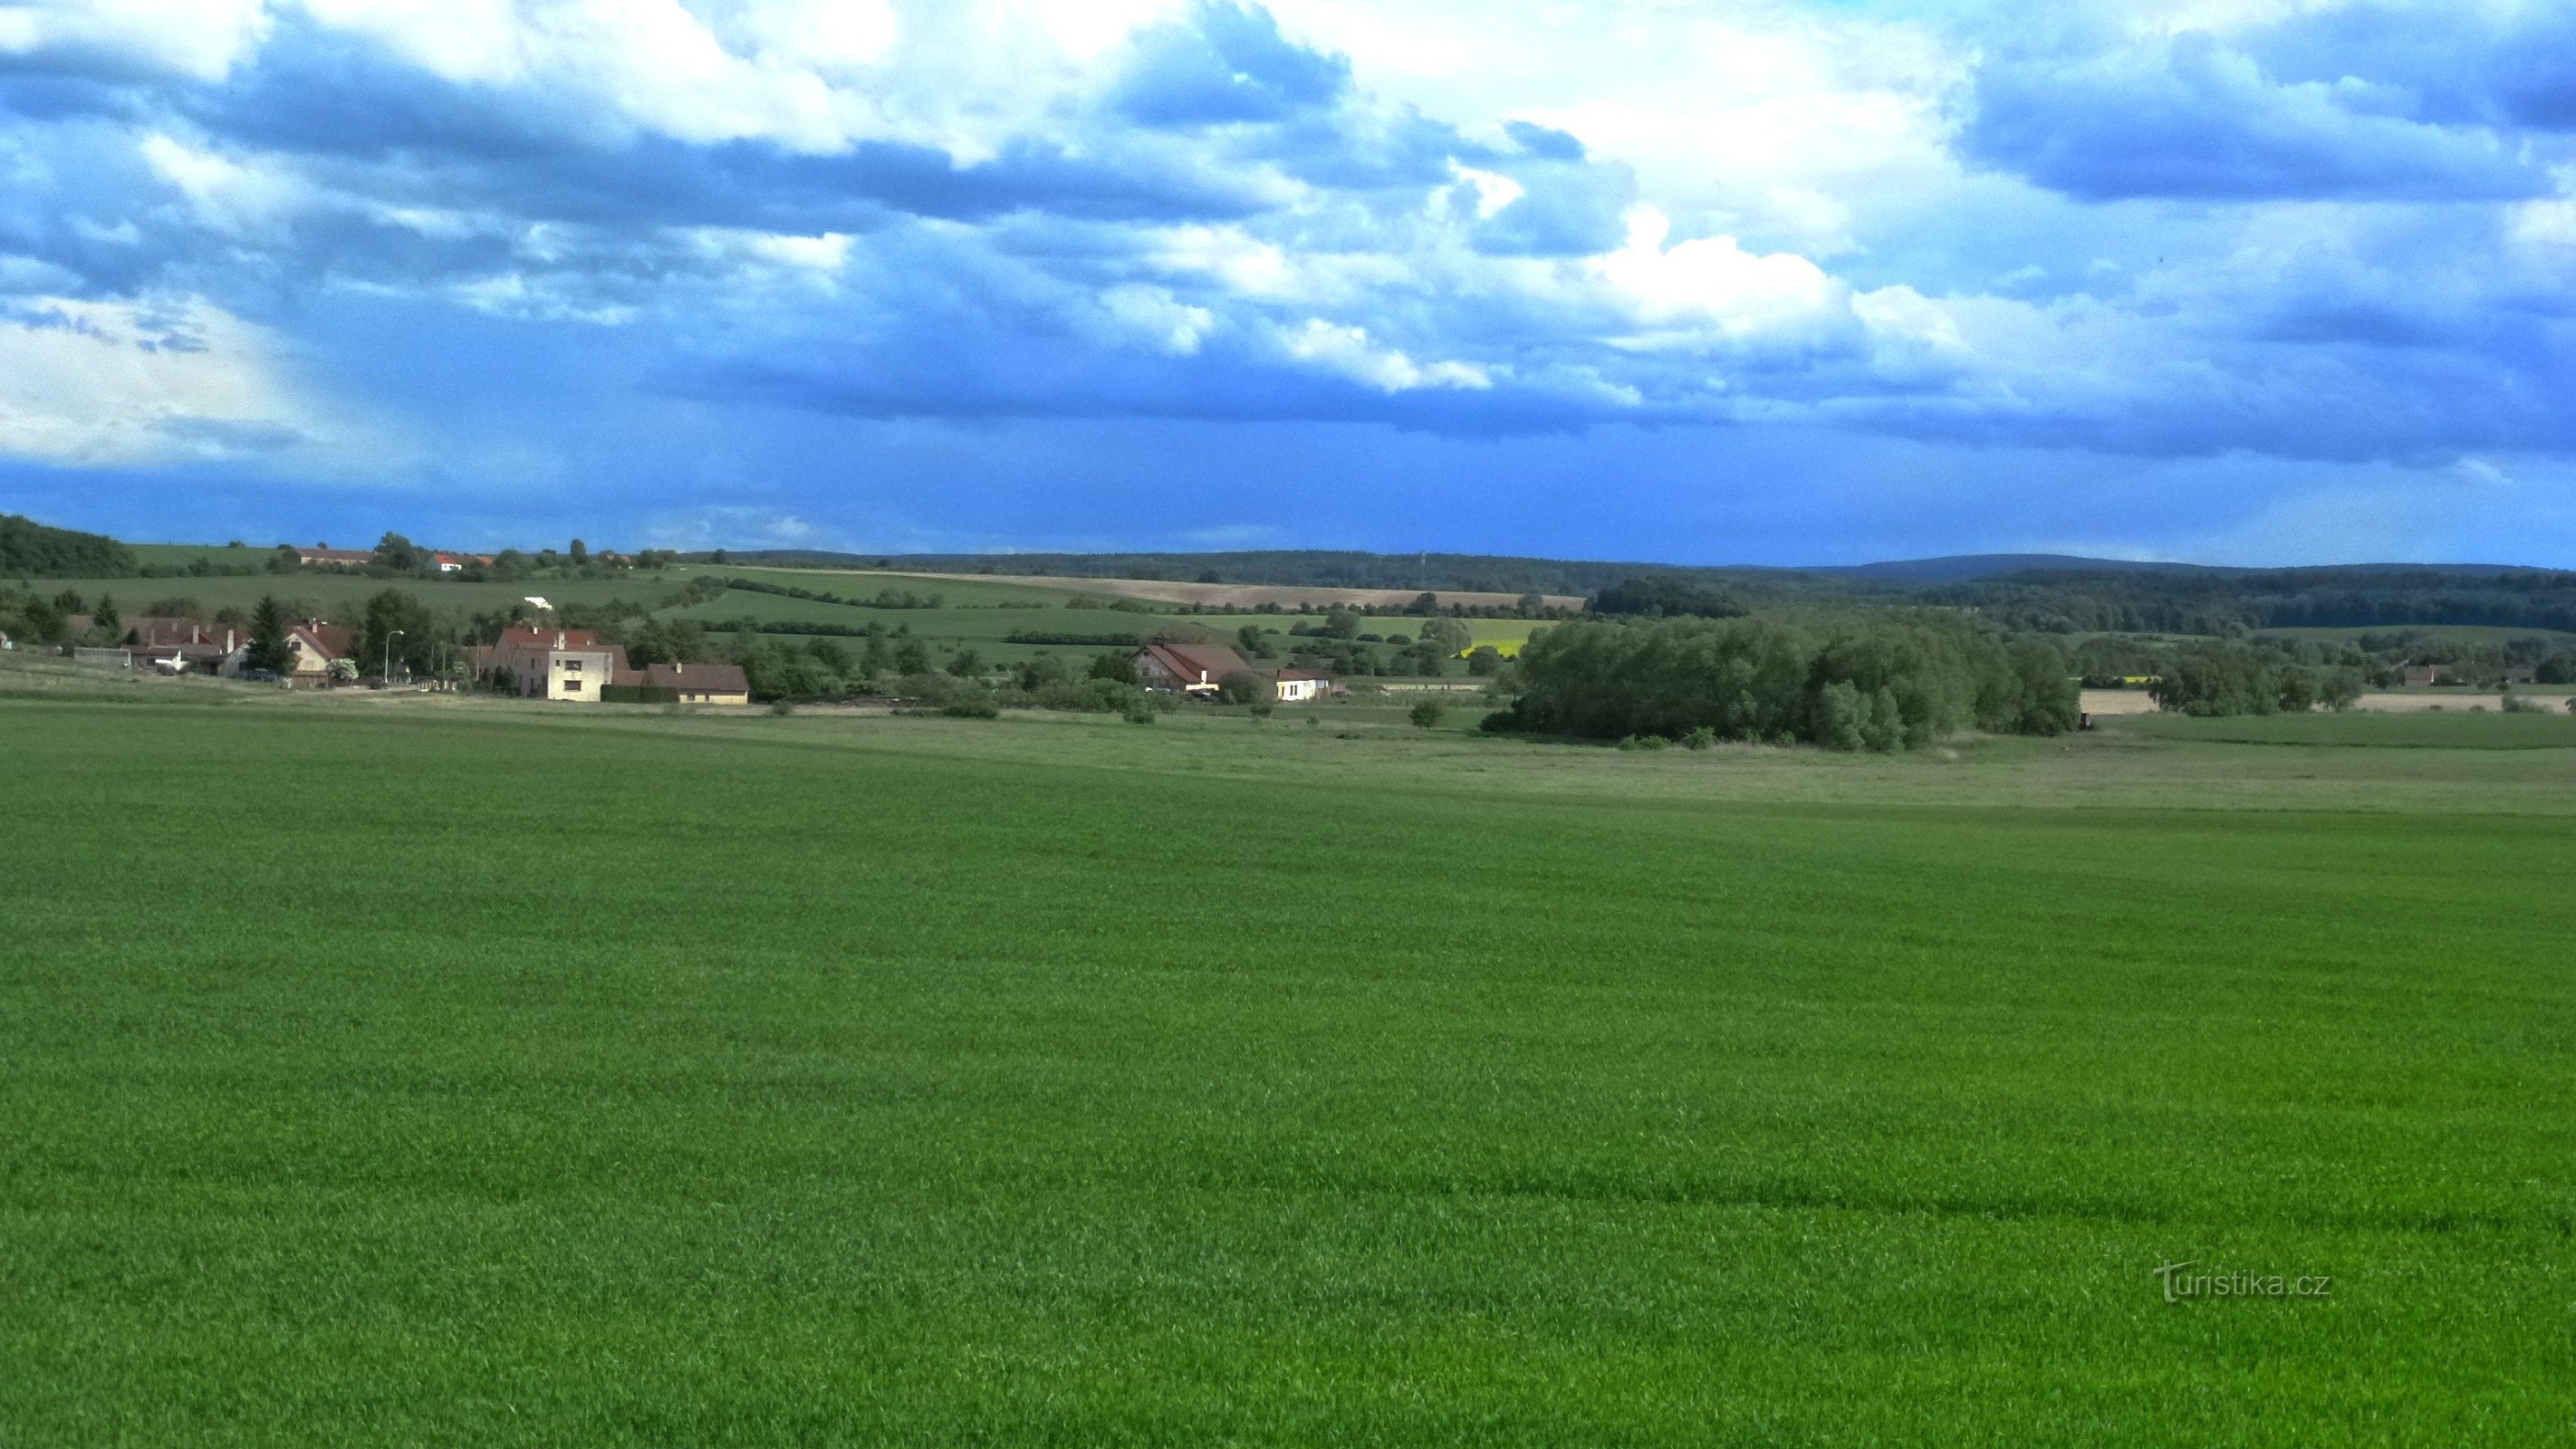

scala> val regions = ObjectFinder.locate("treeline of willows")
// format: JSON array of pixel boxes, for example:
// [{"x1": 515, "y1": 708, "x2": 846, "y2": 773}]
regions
[
  {"x1": 1485, "y1": 613, "x2": 2078, "y2": 750},
  {"x1": 1927, "y1": 569, "x2": 2576, "y2": 635}
]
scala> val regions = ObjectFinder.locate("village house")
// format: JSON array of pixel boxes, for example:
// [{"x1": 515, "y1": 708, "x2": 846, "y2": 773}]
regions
[
  {"x1": 282, "y1": 623, "x2": 357, "y2": 685},
  {"x1": 2396, "y1": 664, "x2": 2452, "y2": 688},
  {"x1": 1271, "y1": 667, "x2": 1336, "y2": 704},
  {"x1": 633, "y1": 660, "x2": 749, "y2": 705},
  {"x1": 494, "y1": 627, "x2": 627, "y2": 701},
  {"x1": 294, "y1": 546, "x2": 375, "y2": 568},
  {"x1": 1133, "y1": 641, "x2": 1251, "y2": 696},
  {"x1": 123, "y1": 618, "x2": 248, "y2": 676}
]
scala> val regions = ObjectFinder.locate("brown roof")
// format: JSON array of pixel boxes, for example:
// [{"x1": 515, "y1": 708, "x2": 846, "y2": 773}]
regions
[
  {"x1": 496, "y1": 627, "x2": 609, "y2": 652},
  {"x1": 294, "y1": 624, "x2": 356, "y2": 659},
  {"x1": 643, "y1": 661, "x2": 747, "y2": 693},
  {"x1": 1271, "y1": 667, "x2": 1335, "y2": 681},
  {"x1": 128, "y1": 619, "x2": 255, "y2": 651},
  {"x1": 296, "y1": 547, "x2": 374, "y2": 564},
  {"x1": 1137, "y1": 641, "x2": 1251, "y2": 686}
]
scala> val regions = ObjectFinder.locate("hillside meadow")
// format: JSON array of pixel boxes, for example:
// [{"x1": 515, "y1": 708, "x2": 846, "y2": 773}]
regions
[{"x1": 2, "y1": 672, "x2": 2571, "y2": 1444}]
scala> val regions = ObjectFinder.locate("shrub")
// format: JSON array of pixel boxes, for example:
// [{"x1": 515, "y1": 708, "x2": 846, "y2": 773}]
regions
[
  {"x1": 1123, "y1": 705, "x2": 1158, "y2": 724},
  {"x1": 1488, "y1": 612, "x2": 2074, "y2": 748},
  {"x1": 769, "y1": 700, "x2": 794, "y2": 716},
  {"x1": 1215, "y1": 670, "x2": 1274, "y2": 705},
  {"x1": 1408, "y1": 698, "x2": 1448, "y2": 729},
  {"x1": 941, "y1": 697, "x2": 1000, "y2": 719},
  {"x1": 1681, "y1": 725, "x2": 1716, "y2": 750}
]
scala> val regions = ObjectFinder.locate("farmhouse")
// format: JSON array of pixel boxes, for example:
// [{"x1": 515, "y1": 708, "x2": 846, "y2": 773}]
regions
[
  {"x1": 1271, "y1": 667, "x2": 1335, "y2": 703},
  {"x1": 294, "y1": 546, "x2": 375, "y2": 568},
  {"x1": 1134, "y1": 641, "x2": 1251, "y2": 696},
  {"x1": 495, "y1": 627, "x2": 627, "y2": 701},
  {"x1": 292, "y1": 624, "x2": 356, "y2": 683},
  {"x1": 2396, "y1": 665, "x2": 2452, "y2": 687},
  {"x1": 620, "y1": 660, "x2": 750, "y2": 705}
]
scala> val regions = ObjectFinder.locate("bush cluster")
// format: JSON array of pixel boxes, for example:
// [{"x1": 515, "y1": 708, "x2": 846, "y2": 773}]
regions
[
  {"x1": 2148, "y1": 644, "x2": 2364, "y2": 715},
  {"x1": 1484, "y1": 613, "x2": 2076, "y2": 750}
]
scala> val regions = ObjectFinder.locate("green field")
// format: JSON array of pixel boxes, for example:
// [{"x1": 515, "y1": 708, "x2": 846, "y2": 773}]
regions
[
  {"x1": 2113, "y1": 708, "x2": 2576, "y2": 748},
  {"x1": 4, "y1": 666, "x2": 2571, "y2": 1444},
  {"x1": 2254, "y1": 623, "x2": 2576, "y2": 648},
  {"x1": 18, "y1": 570, "x2": 697, "y2": 621}
]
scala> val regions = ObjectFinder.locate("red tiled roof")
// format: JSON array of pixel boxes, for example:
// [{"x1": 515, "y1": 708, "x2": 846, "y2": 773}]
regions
[{"x1": 1137, "y1": 641, "x2": 1250, "y2": 686}]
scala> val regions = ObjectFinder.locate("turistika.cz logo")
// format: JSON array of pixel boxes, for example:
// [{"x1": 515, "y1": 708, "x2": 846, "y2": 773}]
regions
[{"x1": 2154, "y1": 1260, "x2": 2332, "y2": 1303}]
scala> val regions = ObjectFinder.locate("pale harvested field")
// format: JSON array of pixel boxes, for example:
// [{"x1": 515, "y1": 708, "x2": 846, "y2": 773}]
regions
[
  {"x1": 788, "y1": 568, "x2": 1586, "y2": 613},
  {"x1": 2079, "y1": 688, "x2": 2158, "y2": 715}
]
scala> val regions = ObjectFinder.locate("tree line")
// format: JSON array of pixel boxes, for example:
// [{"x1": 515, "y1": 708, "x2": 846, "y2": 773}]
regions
[{"x1": 1485, "y1": 613, "x2": 2077, "y2": 749}]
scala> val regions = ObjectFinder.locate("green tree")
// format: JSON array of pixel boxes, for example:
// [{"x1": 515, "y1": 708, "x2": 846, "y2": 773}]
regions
[
  {"x1": 1215, "y1": 670, "x2": 1273, "y2": 705},
  {"x1": 372, "y1": 532, "x2": 424, "y2": 572},
  {"x1": 1408, "y1": 698, "x2": 1448, "y2": 729},
  {"x1": 894, "y1": 638, "x2": 933, "y2": 674},
  {"x1": 244, "y1": 595, "x2": 296, "y2": 675},
  {"x1": 1417, "y1": 617, "x2": 1473, "y2": 658},
  {"x1": 1089, "y1": 650, "x2": 1139, "y2": 686},
  {"x1": 947, "y1": 647, "x2": 986, "y2": 678},
  {"x1": 359, "y1": 589, "x2": 439, "y2": 677},
  {"x1": 1466, "y1": 644, "x2": 1504, "y2": 676},
  {"x1": 92, "y1": 593, "x2": 120, "y2": 637},
  {"x1": 569, "y1": 539, "x2": 589, "y2": 563}
]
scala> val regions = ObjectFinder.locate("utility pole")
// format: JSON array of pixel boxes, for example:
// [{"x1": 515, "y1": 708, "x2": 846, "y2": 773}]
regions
[{"x1": 383, "y1": 629, "x2": 404, "y2": 687}]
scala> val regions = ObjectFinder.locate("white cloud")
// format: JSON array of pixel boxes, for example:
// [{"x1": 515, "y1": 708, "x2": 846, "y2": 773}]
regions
[
  {"x1": 1594, "y1": 206, "x2": 1845, "y2": 345},
  {"x1": 139, "y1": 133, "x2": 305, "y2": 233},
  {"x1": 0, "y1": 0, "x2": 269, "y2": 80},
  {"x1": 0, "y1": 297, "x2": 320, "y2": 465},
  {"x1": 1281, "y1": 318, "x2": 1489, "y2": 391}
]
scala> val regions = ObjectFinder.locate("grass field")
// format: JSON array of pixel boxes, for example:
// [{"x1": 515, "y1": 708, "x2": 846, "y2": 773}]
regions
[
  {"x1": 4, "y1": 668, "x2": 2571, "y2": 1444},
  {"x1": 2254, "y1": 623, "x2": 2576, "y2": 648},
  {"x1": 19, "y1": 570, "x2": 695, "y2": 621},
  {"x1": 2113, "y1": 709, "x2": 2576, "y2": 748}
]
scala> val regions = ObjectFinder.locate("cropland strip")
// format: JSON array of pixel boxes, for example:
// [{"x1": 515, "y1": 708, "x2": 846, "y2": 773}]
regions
[{"x1": 1, "y1": 694, "x2": 2570, "y2": 1444}]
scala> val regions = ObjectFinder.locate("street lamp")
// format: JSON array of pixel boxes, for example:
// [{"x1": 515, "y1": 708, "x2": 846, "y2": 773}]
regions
[{"x1": 383, "y1": 629, "x2": 404, "y2": 686}]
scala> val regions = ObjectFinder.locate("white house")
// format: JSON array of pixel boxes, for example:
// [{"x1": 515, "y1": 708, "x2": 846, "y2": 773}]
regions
[
  {"x1": 1271, "y1": 668, "x2": 1335, "y2": 703},
  {"x1": 493, "y1": 627, "x2": 627, "y2": 701}
]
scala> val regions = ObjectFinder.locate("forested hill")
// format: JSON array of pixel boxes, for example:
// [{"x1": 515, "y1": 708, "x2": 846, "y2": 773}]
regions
[
  {"x1": 1, "y1": 514, "x2": 137, "y2": 578},
  {"x1": 1927, "y1": 567, "x2": 2576, "y2": 635},
  {"x1": 691, "y1": 549, "x2": 2208, "y2": 594}
]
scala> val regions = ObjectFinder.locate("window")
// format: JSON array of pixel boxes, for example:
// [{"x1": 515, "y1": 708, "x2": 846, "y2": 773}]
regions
[
  {"x1": 563, "y1": 679, "x2": 582, "y2": 692},
  {"x1": 562, "y1": 658, "x2": 583, "y2": 673}
]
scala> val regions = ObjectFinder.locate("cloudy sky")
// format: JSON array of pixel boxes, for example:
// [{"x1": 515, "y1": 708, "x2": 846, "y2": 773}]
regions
[{"x1": 2, "y1": 0, "x2": 2572, "y2": 564}]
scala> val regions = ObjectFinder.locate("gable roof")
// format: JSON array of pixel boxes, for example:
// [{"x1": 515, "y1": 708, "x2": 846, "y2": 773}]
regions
[
  {"x1": 289, "y1": 624, "x2": 356, "y2": 661},
  {"x1": 643, "y1": 661, "x2": 748, "y2": 693},
  {"x1": 496, "y1": 627, "x2": 609, "y2": 652},
  {"x1": 1137, "y1": 641, "x2": 1250, "y2": 685}
]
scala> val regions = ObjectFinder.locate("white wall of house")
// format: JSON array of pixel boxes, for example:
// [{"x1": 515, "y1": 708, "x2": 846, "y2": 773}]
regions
[{"x1": 526, "y1": 648, "x2": 617, "y2": 700}]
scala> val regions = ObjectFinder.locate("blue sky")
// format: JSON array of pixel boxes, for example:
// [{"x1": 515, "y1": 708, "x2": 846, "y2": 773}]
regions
[{"x1": 1, "y1": 0, "x2": 2572, "y2": 565}]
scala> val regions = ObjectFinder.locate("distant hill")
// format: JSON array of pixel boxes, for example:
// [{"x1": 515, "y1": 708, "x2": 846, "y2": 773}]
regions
[
  {"x1": 1, "y1": 513, "x2": 137, "y2": 578},
  {"x1": 1795, "y1": 553, "x2": 2226, "y2": 583}
]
